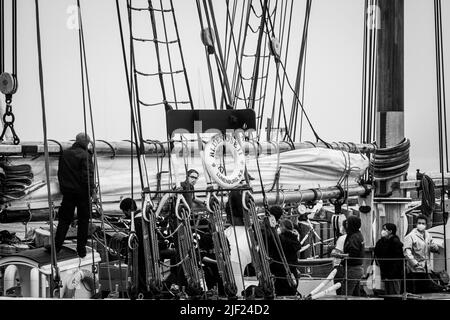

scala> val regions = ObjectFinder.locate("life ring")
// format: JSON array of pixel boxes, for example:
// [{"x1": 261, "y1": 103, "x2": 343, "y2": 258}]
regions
[
  {"x1": 204, "y1": 134, "x2": 246, "y2": 188},
  {"x1": 63, "y1": 269, "x2": 96, "y2": 299}
]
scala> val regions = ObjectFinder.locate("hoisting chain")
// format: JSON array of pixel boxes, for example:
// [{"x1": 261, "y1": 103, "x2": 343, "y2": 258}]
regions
[{"x1": 0, "y1": 91, "x2": 20, "y2": 144}]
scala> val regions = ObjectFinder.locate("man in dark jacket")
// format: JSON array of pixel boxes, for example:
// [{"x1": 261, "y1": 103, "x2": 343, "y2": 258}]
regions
[
  {"x1": 264, "y1": 208, "x2": 301, "y2": 297},
  {"x1": 374, "y1": 223, "x2": 404, "y2": 295},
  {"x1": 341, "y1": 215, "x2": 365, "y2": 296},
  {"x1": 54, "y1": 132, "x2": 95, "y2": 258},
  {"x1": 272, "y1": 219, "x2": 301, "y2": 296},
  {"x1": 180, "y1": 169, "x2": 205, "y2": 209}
]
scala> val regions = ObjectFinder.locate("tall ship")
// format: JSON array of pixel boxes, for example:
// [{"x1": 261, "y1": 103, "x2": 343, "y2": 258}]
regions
[{"x1": 0, "y1": 0, "x2": 449, "y2": 300}]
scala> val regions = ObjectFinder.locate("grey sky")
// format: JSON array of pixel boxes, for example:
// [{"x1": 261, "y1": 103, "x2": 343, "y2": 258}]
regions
[{"x1": 1, "y1": 0, "x2": 449, "y2": 176}]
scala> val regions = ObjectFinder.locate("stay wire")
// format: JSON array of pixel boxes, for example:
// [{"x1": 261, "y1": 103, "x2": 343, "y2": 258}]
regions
[
  {"x1": 360, "y1": 0, "x2": 369, "y2": 143},
  {"x1": 0, "y1": 0, "x2": 17, "y2": 76},
  {"x1": 248, "y1": 0, "x2": 269, "y2": 111},
  {"x1": 34, "y1": 0, "x2": 59, "y2": 297},
  {"x1": 12, "y1": 0, "x2": 16, "y2": 77},
  {"x1": 263, "y1": 0, "x2": 314, "y2": 146},
  {"x1": 257, "y1": 10, "x2": 272, "y2": 135},
  {"x1": 146, "y1": 0, "x2": 168, "y2": 106},
  {"x1": 116, "y1": 0, "x2": 144, "y2": 193},
  {"x1": 206, "y1": 0, "x2": 234, "y2": 106},
  {"x1": 224, "y1": 0, "x2": 249, "y2": 109},
  {"x1": 283, "y1": 0, "x2": 298, "y2": 136},
  {"x1": 233, "y1": 1, "x2": 253, "y2": 108},
  {"x1": 158, "y1": 0, "x2": 179, "y2": 110},
  {"x1": 434, "y1": 0, "x2": 448, "y2": 269},
  {"x1": 436, "y1": 0, "x2": 448, "y2": 172},
  {"x1": 194, "y1": 0, "x2": 220, "y2": 110},
  {"x1": 296, "y1": 39, "x2": 308, "y2": 142},
  {"x1": 293, "y1": 0, "x2": 311, "y2": 141},
  {"x1": 231, "y1": 0, "x2": 251, "y2": 108},
  {"x1": 0, "y1": 0, "x2": 3, "y2": 73},
  {"x1": 278, "y1": 60, "x2": 328, "y2": 147},
  {"x1": 77, "y1": 0, "x2": 111, "y2": 293},
  {"x1": 223, "y1": 0, "x2": 237, "y2": 69},
  {"x1": 196, "y1": 0, "x2": 219, "y2": 109}
]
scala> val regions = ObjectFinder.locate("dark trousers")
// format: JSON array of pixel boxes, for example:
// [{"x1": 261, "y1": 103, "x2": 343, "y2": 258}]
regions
[
  {"x1": 55, "y1": 193, "x2": 90, "y2": 255},
  {"x1": 338, "y1": 265, "x2": 364, "y2": 296},
  {"x1": 270, "y1": 263, "x2": 298, "y2": 296},
  {"x1": 202, "y1": 260, "x2": 226, "y2": 296},
  {"x1": 406, "y1": 272, "x2": 442, "y2": 294},
  {"x1": 384, "y1": 279, "x2": 402, "y2": 295}
]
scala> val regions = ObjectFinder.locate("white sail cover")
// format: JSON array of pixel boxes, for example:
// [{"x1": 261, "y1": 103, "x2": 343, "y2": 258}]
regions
[{"x1": 1, "y1": 147, "x2": 369, "y2": 212}]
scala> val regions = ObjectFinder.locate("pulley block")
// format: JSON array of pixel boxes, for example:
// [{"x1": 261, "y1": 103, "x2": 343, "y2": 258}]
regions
[{"x1": 0, "y1": 73, "x2": 18, "y2": 96}]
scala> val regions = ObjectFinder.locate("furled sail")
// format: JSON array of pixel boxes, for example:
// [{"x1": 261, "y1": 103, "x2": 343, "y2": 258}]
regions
[{"x1": 1, "y1": 146, "x2": 368, "y2": 215}]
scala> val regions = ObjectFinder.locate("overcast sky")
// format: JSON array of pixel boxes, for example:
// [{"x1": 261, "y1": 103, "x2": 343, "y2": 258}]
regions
[{"x1": 0, "y1": 0, "x2": 449, "y2": 177}]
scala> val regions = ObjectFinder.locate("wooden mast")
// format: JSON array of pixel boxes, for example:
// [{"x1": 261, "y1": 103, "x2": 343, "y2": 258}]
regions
[{"x1": 374, "y1": 0, "x2": 409, "y2": 243}]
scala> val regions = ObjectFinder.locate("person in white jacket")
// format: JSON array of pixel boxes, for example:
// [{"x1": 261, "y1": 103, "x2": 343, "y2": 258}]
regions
[{"x1": 403, "y1": 214, "x2": 440, "y2": 293}]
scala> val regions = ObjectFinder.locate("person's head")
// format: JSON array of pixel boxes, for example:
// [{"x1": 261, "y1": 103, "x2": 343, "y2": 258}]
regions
[
  {"x1": 381, "y1": 223, "x2": 397, "y2": 238},
  {"x1": 279, "y1": 218, "x2": 294, "y2": 234},
  {"x1": 186, "y1": 169, "x2": 199, "y2": 186},
  {"x1": 269, "y1": 205, "x2": 284, "y2": 222},
  {"x1": 75, "y1": 132, "x2": 91, "y2": 148},
  {"x1": 416, "y1": 214, "x2": 428, "y2": 232},
  {"x1": 346, "y1": 215, "x2": 361, "y2": 235},
  {"x1": 119, "y1": 198, "x2": 137, "y2": 218},
  {"x1": 340, "y1": 219, "x2": 348, "y2": 235}
]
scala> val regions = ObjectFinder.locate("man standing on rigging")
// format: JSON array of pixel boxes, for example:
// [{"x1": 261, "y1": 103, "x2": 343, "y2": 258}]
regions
[{"x1": 49, "y1": 133, "x2": 96, "y2": 258}]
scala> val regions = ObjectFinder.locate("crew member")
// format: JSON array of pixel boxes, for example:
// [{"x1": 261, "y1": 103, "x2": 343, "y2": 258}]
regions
[{"x1": 51, "y1": 132, "x2": 96, "y2": 258}]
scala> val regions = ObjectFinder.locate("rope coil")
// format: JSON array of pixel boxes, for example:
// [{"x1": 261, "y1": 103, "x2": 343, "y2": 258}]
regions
[{"x1": 370, "y1": 138, "x2": 410, "y2": 181}]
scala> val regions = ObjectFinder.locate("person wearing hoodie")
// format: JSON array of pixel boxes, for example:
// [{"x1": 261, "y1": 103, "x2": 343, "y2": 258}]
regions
[
  {"x1": 52, "y1": 132, "x2": 96, "y2": 258},
  {"x1": 269, "y1": 218, "x2": 301, "y2": 296},
  {"x1": 403, "y1": 214, "x2": 440, "y2": 293},
  {"x1": 374, "y1": 223, "x2": 404, "y2": 295},
  {"x1": 341, "y1": 215, "x2": 365, "y2": 296}
]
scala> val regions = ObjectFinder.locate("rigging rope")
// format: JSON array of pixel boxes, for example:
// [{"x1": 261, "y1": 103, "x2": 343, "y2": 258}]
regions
[
  {"x1": 289, "y1": 0, "x2": 311, "y2": 141},
  {"x1": 361, "y1": 0, "x2": 379, "y2": 145},
  {"x1": 248, "y1": 0, "x2": 269, "y2": 111},
  {"x1": 433, "y1": 0, "x2": 448, "y2": 269},
  {"x1": 76, "y1": 0, "x2": 111, "y2": 293},
  {"x1": 370, "y1": 138, "x2": 410, "y2": 181},
  {"x1": 256, "y1": 0, "x2": 325, "y2": 147},
  {"x1": 231, "y1": 1, "x2": 253, "y2": 109},
  {"x1": 128, "y1": 0, "x2": 194, "y2": 110},
  {"x1": 34, "y1": 0, "x2": 60, "y2": 297}
]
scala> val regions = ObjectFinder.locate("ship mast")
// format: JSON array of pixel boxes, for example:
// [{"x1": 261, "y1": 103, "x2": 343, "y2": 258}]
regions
[{"x1": 374, "y1": 0, "x2": 409, "y2": 242}]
